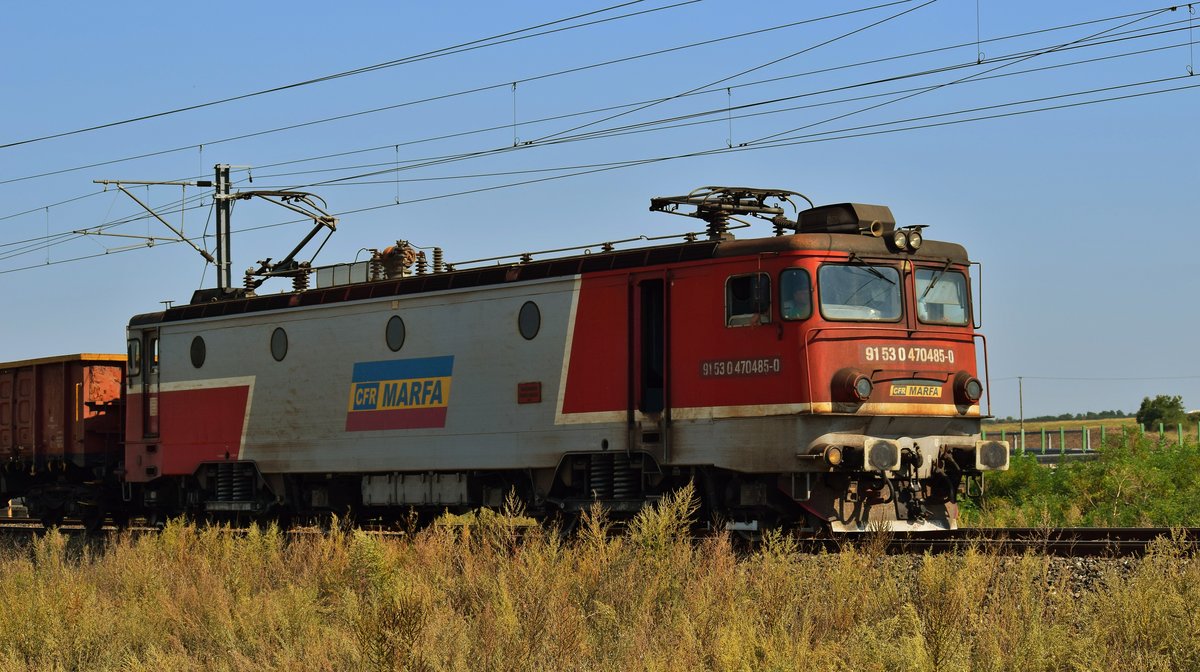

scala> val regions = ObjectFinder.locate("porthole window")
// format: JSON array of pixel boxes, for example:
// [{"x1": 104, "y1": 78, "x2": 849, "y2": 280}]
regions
[
  {"x1": 190, "y1": 336, "x2": 206, "y2": 369},
  {"x1": 518, "y1": 301, "x2": 541, "y2": 340},
  {"x1": 270, "y1": 327, "x2": 288, "y2": 362},
  {"x1": 386, "y1": 315, "x2": 406, "y2": 351}
]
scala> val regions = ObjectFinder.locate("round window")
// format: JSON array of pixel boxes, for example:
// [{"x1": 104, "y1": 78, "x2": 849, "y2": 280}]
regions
[
  {"x1": 270, "y1": 327, "x2": 288, "y2": 362},
  {"x1": 190, "y1": 336, "x2": 206, "y2": 369},
  {"x1": 518, "y1": 301, "x2": 540, "y2": 340},
  {"x1": 386, "y1": 315, "x2": 406, "y2": 352}
]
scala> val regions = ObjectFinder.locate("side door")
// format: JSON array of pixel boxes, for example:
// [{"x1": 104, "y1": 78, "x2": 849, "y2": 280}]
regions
[
  {"x1": 142, "y1": 329, "x2": 160, "y2": 438},
  {"x1": 628, "y1": 272, "x2": 670, "y2": 459}
]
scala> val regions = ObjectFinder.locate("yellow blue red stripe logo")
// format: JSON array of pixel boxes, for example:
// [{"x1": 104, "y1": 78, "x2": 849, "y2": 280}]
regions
[{"x1": 345, "y1": 356, "x2": 454, "y2": 431}]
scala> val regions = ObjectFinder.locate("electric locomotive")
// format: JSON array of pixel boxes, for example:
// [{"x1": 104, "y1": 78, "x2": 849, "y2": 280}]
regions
[{"x1": 113, "y1": 186, "x2": 1007, "y2": 532}]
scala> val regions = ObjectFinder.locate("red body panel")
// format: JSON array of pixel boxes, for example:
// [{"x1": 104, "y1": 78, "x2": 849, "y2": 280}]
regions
[
  {"x1": 561, "y1": 275, "x2": 629, "y2": 415},
  {"x1": 562, "y1": 252, "x2": 980, "y2": 418},
  {"x1": 125, "y1": 384, "x2": 250, "y2": 482}
]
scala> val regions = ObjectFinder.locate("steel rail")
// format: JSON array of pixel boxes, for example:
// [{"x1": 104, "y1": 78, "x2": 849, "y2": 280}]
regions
[
  {"x1": 802, "y1": 526, "x2": 1200, "y2": 557},
  {"x1": 0, "y1": 517, "x2": 1195, "y2": 558}
]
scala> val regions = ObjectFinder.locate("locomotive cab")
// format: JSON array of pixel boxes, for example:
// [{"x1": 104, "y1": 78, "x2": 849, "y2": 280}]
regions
[{"x1": 642, "y1": 190, "x2": 1010, "y2": 532}]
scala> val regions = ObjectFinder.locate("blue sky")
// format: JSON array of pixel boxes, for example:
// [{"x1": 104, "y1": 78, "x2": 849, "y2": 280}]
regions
[{"x1": 2, "y1": 0, "x2": 1197, "y2": 418}]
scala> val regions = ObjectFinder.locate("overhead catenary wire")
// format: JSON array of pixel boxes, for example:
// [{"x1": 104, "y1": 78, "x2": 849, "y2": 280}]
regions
[
  {"x1": 241, "y1": 61, "x2": 1197, "y2": 191},
  {"x1": 2, "y1": 6, "x2": 1193, "y2": 261},
  {"x1": 527, "y1": 0, "x2": 936, "y2": 143},
  {"x1": 5, "y1": 16, "x2": 1187, "y2": 231},
  {"x1": 0, "y1": 0, "x2": 958, "y2": 188},
  {"x1": 243, "y1": 33, "x2": 1193, "y2": 186},
  {"x1": 7, "y1": 72, "x2": 1192, "y2": 276},
  {"x1": 3, "y1": 14, "x2": 1191, "y2": 255},
  {"x1": 741, "y1": 4, "x2": 1176, "y2": 145},
  {"x1": 1, "y1": 4, "x2": 1186, "y2": 216},
  {"x1": 0, "y1": 182, "x2": 239, "y2": 262},
  {"x1": 257, "y1": 31, "x2": 1197, "y2": 193},
  {"x1": 994, "y1": 375, "x2": 1200, "y2": 381},
  {"x1": 3, "y1": 37, "x2": 1194, "y2": 265},
  {"x1": 211, "y1": 12, "x2": 1190, "y2": 185},
  {"x1": 0, "y1": 0, "x2": 701, "y2": 150}
]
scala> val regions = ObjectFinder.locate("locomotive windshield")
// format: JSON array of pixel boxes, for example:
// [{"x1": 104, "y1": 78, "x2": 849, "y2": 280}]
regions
[
  {"x1": 915, "y1": 268, "x2": 969, "y2": 326},
  {"x1": 818, "y1": 263, "x2": 901, "y2": 321}
]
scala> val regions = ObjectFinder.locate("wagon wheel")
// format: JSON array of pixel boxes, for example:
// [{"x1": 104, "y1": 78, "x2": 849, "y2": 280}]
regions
[
  {"x1": 79, "y1": 502, "x2": 107, "y2": 535},
  {"x1": 109, "y1": 509, "x2": 132, "y2": 531}
]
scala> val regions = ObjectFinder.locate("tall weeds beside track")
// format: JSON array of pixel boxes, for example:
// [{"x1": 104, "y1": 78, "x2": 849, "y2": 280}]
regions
[{"x1": 0, "y1": 487, "x2": 1196, "y2": 671}]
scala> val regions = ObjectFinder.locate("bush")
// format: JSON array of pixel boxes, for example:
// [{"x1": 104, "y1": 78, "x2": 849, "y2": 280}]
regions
[
  {"x1": 1136, "y1": 394, "x2": 1187, "y2": 430},
  {"x1": 966, "y1": 432, "x2": 1200, "y2": 527}
]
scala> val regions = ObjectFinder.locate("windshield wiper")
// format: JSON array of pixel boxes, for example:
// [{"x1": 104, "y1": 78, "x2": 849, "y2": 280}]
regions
[
  {"x1": 920, "y1": 258, "x2": 954, "y2": 300},
  {"x1": 848, "y1": 253, "x2": 895, "y2": 285}
]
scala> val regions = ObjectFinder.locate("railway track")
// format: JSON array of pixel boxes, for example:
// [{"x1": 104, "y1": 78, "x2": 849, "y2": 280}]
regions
[
  {"x1": 804, "y1": 527, "x2": 1200, "y2": 557},
  {"x1": 2, "y1": 516, "x2": 1195, "y2": 558}
]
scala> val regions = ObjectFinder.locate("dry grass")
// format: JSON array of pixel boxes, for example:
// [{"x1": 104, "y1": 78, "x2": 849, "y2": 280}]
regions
[{"x1": 1, "y1": 487, "x2": 1197, "y2": 671}]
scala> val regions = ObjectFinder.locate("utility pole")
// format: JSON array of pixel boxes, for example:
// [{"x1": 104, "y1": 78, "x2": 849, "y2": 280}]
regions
[
  {"x1": 214, "y1": 164, "x2": 232, "y2": 291},
  {"x1": 1018, "y1": 376, "x2": 1025, "y2": 454}
]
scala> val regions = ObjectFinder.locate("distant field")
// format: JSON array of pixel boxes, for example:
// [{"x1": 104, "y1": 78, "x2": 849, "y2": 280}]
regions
[
  {"x1": 985, "y1": 417, "x2": 1197, "y2": 437},
  {"x1": 981, "y1": 417, "x2": 1197, "y2": 450},
  {"x1": 985, "y1": 417, "x2": 1136, "y2": 433}
]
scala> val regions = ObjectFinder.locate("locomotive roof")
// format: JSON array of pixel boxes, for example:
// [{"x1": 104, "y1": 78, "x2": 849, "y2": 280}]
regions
[{"x1": 130, "y1": 232, "x2": 969, "y2": 326}]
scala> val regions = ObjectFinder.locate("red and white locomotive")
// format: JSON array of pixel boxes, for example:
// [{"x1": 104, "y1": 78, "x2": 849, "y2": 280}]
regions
[{"x1": 7, "y1": 186, "x2": 1009, "y2": 532}]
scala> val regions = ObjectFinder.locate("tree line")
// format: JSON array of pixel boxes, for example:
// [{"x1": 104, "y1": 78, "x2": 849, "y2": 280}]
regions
[{"x1": 985, "y1": 395, "x2": 1196, "y2": 429}]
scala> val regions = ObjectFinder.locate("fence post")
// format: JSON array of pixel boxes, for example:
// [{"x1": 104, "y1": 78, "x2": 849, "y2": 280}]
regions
[
  {"x1": 981, "y1": 427, "x2": 987, "y2": 440},
  {"x1": 1041, "y1": 427, "x2": 1047, "y2": 454},
  {"x1": 1059, "y1": 426, "x2": 1066, "y2": 455},
  {"x1": 1178, "y1": 423, "x2": 1183, "y2": 446},
  {"x1": 1085, "y1": 427, "x2": 1090, "y2": 452},
  {"x1": 1000, "y1": 429, "x2": 1006, "y2": 442},
  {"x1": 1020, "y1": 428, "x2": 1026, "y2": 455},
  {"x1": 1101, "y1": 424, "x2": 1107, "y2": 447}
]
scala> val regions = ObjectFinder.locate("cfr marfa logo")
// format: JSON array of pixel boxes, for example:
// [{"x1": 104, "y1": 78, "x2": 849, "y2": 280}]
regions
[{"x1": 345, "y1": 356, "x2": 454, "y2": 431}]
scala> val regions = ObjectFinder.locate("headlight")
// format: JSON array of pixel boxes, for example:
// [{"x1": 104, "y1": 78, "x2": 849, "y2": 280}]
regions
[
  {"x1": 834, "y1": 368, "x2": 873, "y2": 402},
  {"x1": 853, "y1": 375, "x2": 873, "y2": 401},
  {"x1": 954, "y1": 371, "x2": 983, "y2": 404},
  {"x1": 907, "y1": 228, "x2": 923, "y2": 250},
  {"x1": 891, "y1": 229, "x2": 908, "y2": 250},
  {"x1": 823, "y1": 445, "x2": 844, "y2": 467}
]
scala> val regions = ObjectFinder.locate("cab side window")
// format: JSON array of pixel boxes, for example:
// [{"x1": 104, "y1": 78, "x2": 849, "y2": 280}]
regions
[
  {"x1": 726, "y1": 273, "x2": 771, "y2": 326},
  {"x1": 127, "y1": 339, "x2": 142, "y2": 378},
  {"x1": 780, "y1": 269, "x2": 812, "y2": 320}
]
